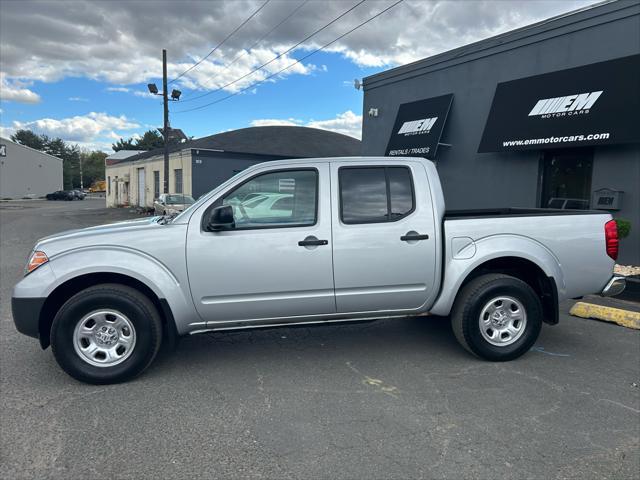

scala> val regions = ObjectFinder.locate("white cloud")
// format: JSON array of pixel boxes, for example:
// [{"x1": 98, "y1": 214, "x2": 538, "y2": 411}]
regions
[
  {"x1": 250, "y1": 117, "x2": 301, "y2": 127},
  {"x1": 1, "y1": 112, "x2": 142, "y2": 151},
  {"x1": 0, "y1": 0, "x2": 598, "y2": 96},
  {"x1": 132, "y1": 91, "x2": 158, "y2": 99},
  {"x1": 8, "y1": 112, "x2": 139, "y2": 144},
  {"x1": 0, "y1": 124, "x2": 15, "y2": 139},
  {"x1": 0, "y1": 73, "x2": 41, "y2": 104},
  {"x1": 106, "y1": 86, "x2": 157, "y2": 100},
  {"x1": 68, "y1": 96, "x2": 88, "y2": 102},
  {"x1": 250, "y1": 110, "x2": 362, "y2": 139},
  {"x1": 307, "y1": 110, "x2": 362, "y2": 139}
]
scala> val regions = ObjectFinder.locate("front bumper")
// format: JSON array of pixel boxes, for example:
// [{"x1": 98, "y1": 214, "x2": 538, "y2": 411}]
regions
[
  {"x1": 601, "y1": 276, "x2": 626, "y2": 297},
  {"x1": 11, "y1": 296, "x2": 45, "y2": 339}
]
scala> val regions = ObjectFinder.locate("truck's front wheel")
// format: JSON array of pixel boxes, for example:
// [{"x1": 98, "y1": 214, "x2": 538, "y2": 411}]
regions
[
  {"x1": 451, "y1": 274, "x2": 542, "y2": 361},
  {"x1": 51, "y1": 284, "x2": 162, "y2": 384}
]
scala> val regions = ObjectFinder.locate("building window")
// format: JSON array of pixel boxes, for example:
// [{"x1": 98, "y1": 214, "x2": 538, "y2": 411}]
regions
[
  {"x1": 107, "y1": 176, "x2": 111, "y2": 195},
  {"x1": 339, "y1": 167, "x2": 415, "y2": 224},
  {"x1": 540, "y1": 149, "x2": 593, "y2": 210},
  {"x1": 174, "y1": 169, "x2": 183, "y2": 194},
  {"x1": 115, "y1": 176, "x2": 118, "y2": 200},
  {"x1": 153, "y1": 170, "x2": 160, "y2": 199}
]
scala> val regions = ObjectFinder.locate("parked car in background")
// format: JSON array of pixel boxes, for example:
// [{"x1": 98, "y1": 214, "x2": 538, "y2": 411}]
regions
[
  {"x1": 45, "y1": 190, "x2": 75, "y2": 201},
  {"x1": 227, "y1": 192, "x2": 294, "y2": 220},
  {"x1": 13, "y1": 157, "x2": 624, "y2": 384},
  {"x1": 72, "y1": 190, "x2": 86, "y2": 200},
  {"x1": 153, "y1": 194, "x2": 195, "y2": 215}
]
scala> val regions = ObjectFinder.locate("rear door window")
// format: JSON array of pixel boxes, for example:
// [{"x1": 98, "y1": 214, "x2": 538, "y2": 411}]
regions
[{"x1": 339, "y1": 167, "x2": 415, "y2": 224}]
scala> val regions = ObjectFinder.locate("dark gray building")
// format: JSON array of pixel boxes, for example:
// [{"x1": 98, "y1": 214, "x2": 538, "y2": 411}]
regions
[
  {"x1": 0, "y1": 137, "x2": 63, "y2": 199},
  {"x1": 361, "y1": 0, "x2": 640, "y2": 264},
  {"x1": 105, "y1": 126, "x2": 361, "y2": 208}
]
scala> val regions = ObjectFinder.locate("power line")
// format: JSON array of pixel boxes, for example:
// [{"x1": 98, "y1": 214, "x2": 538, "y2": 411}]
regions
[
  {"x1": 169, "y1": 0, "x2": 271, "y2": 85},
  {"x1": 178, "y1": 0, "x2": 366, "y2": 104},
  {"x1": 175, "y1": 0, "x2": 404, "y2": 114},
  {"x1": 181, "y1": 0, "x2": 309, "y2": 103}
]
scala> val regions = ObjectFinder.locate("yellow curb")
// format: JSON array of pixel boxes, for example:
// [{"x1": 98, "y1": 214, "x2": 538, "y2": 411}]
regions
[{"x1": 570, "y1": 302, "x2": 640, "y2": 330}]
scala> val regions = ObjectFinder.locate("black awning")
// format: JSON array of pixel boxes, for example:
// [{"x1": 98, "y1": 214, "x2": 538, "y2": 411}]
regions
[
  {"x1": 385, "y1": 93, "x2": 453, "y2": 159},
  {"x1": 478, "y1": 54, "x2": 640, "y2": 153}
]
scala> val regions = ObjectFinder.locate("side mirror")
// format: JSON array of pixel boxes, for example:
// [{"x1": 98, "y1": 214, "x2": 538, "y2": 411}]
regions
[{"x1": 207, "y1": 205, "x2": 235, "y2": 231}]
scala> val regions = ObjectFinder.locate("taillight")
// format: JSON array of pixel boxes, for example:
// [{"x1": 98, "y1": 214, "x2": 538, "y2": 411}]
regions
[
  {"x1": 604, "y1": 220, "x2": 618, "y2": 261},
  {"x1": 26, "y1": 250, "x2": 49, "y2": 275}
]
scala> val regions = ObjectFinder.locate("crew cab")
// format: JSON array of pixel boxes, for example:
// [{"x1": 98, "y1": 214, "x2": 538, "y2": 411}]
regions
[{"x1": 12, "y1": 157, "x2": 625, "y2": 384}]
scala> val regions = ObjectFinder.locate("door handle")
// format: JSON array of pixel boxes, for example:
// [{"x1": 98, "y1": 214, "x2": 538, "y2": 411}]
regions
[
  {"x1": 298, "y1": 237, "x2": 328, "y2": 247},
  {"x1": 400, "y1": 232, "x2": 429, "y2": 242}
]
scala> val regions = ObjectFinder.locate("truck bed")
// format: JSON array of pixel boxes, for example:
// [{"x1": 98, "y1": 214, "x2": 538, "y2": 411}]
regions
[
  {"x1": 444, "y1": 208, "x2": 604, "y2": 220},
  {"x1": 441, "y1": 208, "x2": 613, "y2": 302}
]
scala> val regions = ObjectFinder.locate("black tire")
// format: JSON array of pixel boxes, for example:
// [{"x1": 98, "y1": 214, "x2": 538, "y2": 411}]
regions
[
  {"x1": 451, "y1": 274, "x2": 542, "y2": 361},
  {"x1": 51, "y1": 284, "x2": 162, "y2": 384}
]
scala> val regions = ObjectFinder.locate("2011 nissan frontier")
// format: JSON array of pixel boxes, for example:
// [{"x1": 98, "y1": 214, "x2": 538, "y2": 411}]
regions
[{"x1": 12, "y1": 157, "x2": 625, "y2": 384}]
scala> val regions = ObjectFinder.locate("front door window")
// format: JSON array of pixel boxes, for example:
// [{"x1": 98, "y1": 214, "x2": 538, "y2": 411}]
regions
[{"x1": 219, "y1": 169, "x2": 318, "y2": 228}]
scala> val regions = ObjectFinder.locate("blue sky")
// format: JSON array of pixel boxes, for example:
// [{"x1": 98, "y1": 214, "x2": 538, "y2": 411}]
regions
[
  {"x1": 1, "y1": 50, "x2": 372, "y2": 141},
  {"x1": 0, "y1": 0, "x2": 596, "y2": 151}
]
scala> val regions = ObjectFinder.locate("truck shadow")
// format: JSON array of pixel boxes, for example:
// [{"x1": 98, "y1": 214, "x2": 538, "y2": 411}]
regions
[{"x1": 148, "y1": 315, "x2": 462, "y2": 377}]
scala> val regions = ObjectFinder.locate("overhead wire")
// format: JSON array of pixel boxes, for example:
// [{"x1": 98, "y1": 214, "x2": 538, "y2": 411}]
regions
[
  {"x1": 175, "y1": 0, "x2": 404, "y2": 114},
  {"x1": 180, "y1": 0, "x2": 310, "y2": 103},
  {"x1": 168, "y1": 0, "x2": 271, "y2": 84},
  {"x1": 176, "y1": 0, "x2": 367, "y2": 105}
]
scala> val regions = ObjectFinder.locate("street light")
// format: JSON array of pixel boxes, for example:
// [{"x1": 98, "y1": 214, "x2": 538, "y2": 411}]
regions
[{"x1": 147, "y1": 84, "x2": 181, "y2": 102}]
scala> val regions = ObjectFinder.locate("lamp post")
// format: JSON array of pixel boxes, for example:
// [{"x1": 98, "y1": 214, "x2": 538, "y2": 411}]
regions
[{"x1": 147, "y1": 50, "x2": 181, "y2": 194}]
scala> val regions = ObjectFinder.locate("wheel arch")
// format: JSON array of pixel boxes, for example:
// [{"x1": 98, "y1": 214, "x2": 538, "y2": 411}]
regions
[
  {"x1": 457, "y1": 256, "x2": 558, "y2": 325},
  {"x1": 38, "y1": 272, "x2": 178, "y2": 349},
  {"x1": 431, "y1": 236, "x2": 562, "y2": 325}
]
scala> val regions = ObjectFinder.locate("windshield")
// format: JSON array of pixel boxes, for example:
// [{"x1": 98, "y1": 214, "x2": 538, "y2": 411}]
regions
[{"x1": 166, "y1": 195, "x2": 195, "y2": 205}]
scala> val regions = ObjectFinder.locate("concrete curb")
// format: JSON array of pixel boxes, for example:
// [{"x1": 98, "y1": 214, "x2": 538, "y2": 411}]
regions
[{"x1": 570, "y1": 302, "x2": 640, "y2": 330}]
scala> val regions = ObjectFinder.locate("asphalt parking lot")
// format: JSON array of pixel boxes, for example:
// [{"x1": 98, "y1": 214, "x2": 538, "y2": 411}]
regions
[{"x1": 1, "y1": 198, "x2": 638, "y2": 479}]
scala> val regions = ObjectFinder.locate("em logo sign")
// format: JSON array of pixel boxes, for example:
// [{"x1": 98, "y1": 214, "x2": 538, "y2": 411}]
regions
[{"x1": 397, "y1": 117, "x2": 438, "y2": 136}]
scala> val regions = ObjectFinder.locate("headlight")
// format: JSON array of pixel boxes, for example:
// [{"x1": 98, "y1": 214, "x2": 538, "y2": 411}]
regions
[{"x1": 26, "y1": 250, "x2": 48, "y2": 275}]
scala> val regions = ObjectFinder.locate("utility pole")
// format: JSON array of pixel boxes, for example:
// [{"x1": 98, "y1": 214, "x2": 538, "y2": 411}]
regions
[
  {"x1": 79, "y1": 154, "x2": 84, "y2": 190},
  {"x1": 147, "y1": 50, "x2": 181, "y2": 195},
  {"x1": 162, "y1": 49, "x2": 170, "y2": 194}
]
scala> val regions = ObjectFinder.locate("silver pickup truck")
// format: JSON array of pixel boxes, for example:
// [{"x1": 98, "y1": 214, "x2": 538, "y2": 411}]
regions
[{"x1": 12, "y1": 157, "x2": 625, "y2": 384}]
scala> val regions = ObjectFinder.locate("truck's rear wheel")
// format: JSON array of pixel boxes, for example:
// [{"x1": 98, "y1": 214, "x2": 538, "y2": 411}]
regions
[
  {"x1": 451, "y1": 274, "x2": 542, "y2": 361},
  {"x1": 51, "y1": 284, "x2": 162, "y2": 384}
]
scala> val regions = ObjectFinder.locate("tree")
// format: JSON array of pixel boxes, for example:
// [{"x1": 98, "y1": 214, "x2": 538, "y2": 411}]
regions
[
  {"x1": 135, "y1": 129, "x2": 164, "y2": 151},
  {"x1": 61, "y1": 143, "x2": 81, "y2": 189},
  {"x1": 112, "y1": 137, "x2": 137, "y2": 152},
  {"x1": 11, "y1": 129, "x2": 48, "y2": 151},
  {"x1": 111, "y1": 129, "x2": 182, "y2": 152},
  {"x1": 80, "y1": 150, "x2": 107, "y2": 188}
]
